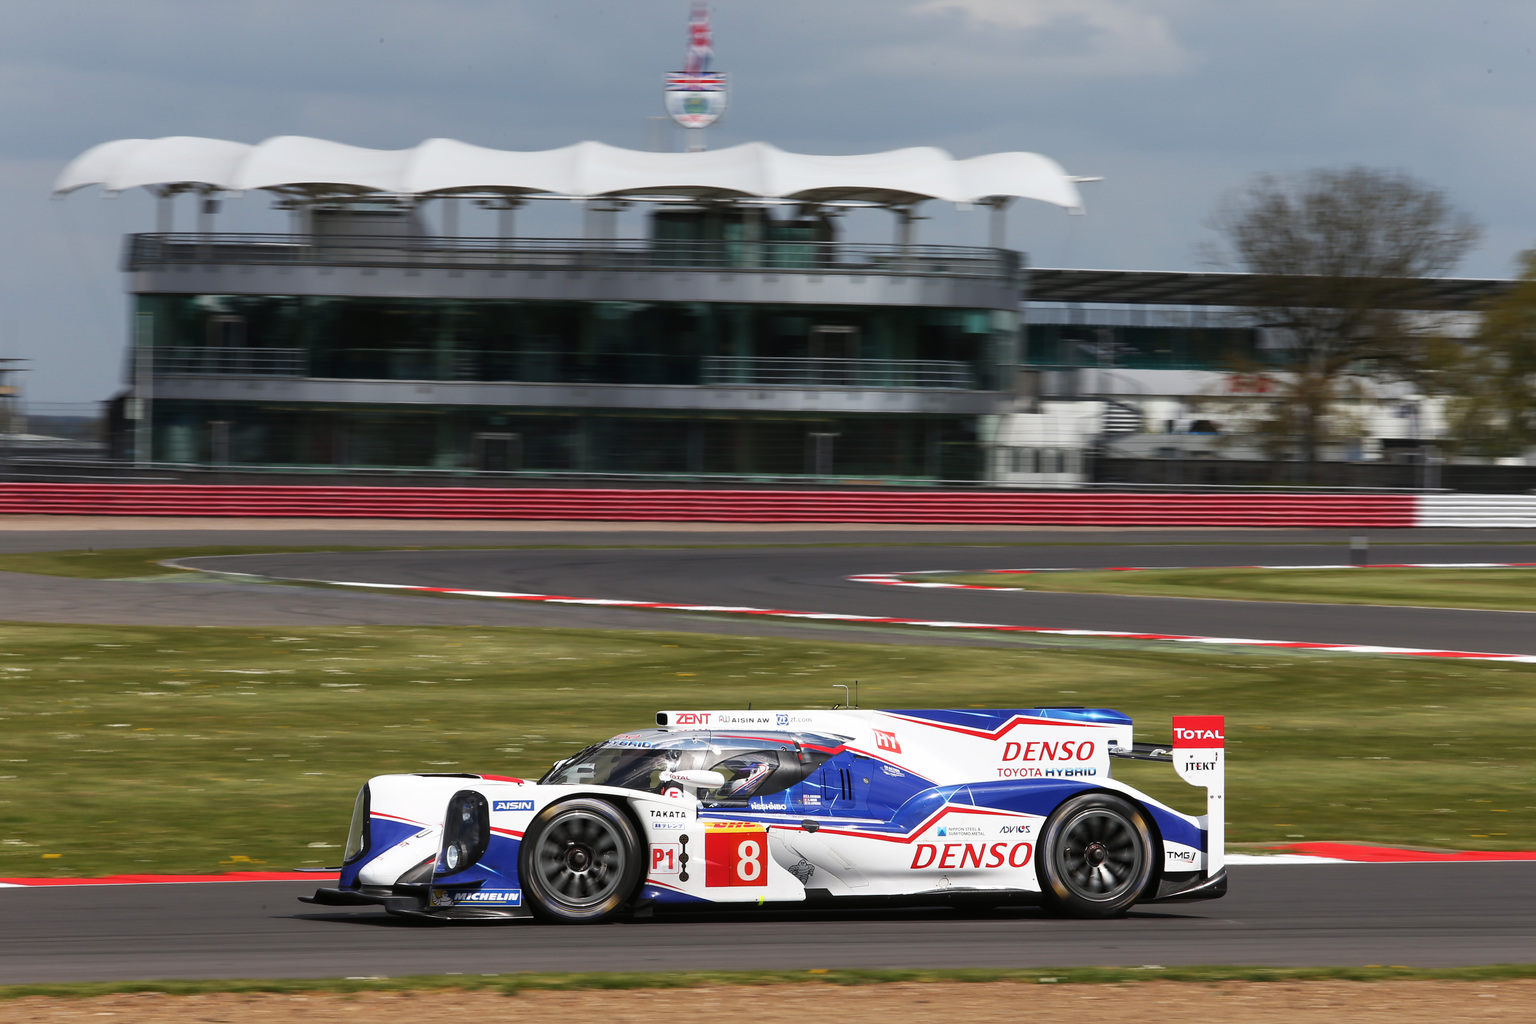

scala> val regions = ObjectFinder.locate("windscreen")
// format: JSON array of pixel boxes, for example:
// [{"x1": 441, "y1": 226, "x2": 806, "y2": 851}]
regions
[
  {"x1": 540, "y1": 731, "x2": 834, "y2": 801},
  {"x1": 541, "y1": 749, "x2": 683, "y2": 791}
]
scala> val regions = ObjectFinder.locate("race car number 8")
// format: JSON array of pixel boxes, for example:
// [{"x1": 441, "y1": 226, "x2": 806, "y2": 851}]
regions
[
  {"x1": 705, "y1": 829, "x2": 768, "y2": 887},
  {"x1": 737, "y1": 841, "x2": 761, "y2": 880}
]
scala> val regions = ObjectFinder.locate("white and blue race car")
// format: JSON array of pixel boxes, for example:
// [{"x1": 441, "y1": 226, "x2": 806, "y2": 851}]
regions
[{"x1": 303, "y1": 707, "x2": 1226, "y2": 922}]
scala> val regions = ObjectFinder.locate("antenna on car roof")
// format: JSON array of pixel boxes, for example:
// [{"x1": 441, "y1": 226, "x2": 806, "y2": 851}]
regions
[
  {"x1": 832, "y1": 684, "x2": 849, "y2": 709},
  {"x1": 855, "y1": 680, "x2": 859, "y2": 708}
]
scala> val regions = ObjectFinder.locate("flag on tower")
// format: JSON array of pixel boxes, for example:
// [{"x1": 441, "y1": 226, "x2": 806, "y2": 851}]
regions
[
  {"x1": 684, "y1": 2, "x2": 713, "y2": 74},
  {"x1": 666, "y1": 3, "x2": 728, "y2": 133}
]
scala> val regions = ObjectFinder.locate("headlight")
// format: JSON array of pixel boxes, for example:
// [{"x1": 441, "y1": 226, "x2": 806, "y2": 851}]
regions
[{"x1": 437, "y1": 790, "x2": 489, "y2": 876}]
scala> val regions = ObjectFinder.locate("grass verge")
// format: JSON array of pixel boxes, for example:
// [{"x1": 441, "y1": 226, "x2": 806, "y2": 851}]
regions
[
  {"x1": 0, "y1": 546, "x2": 418, "y2": 580},
  {"x1": 1, "y1": 621, "x2": 1535, "y2": 876},
  {"x1": 7, "y1": 965, "x2": 1536, "y2": 999},
  {"x1": 933, "y1": 566, "x2": 1536, "y2": 612}
]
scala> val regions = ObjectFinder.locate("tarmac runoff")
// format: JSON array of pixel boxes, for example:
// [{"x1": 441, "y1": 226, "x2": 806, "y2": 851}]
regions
[
  {"x1": 183, "y1": 562, "x2": 1536, "y2": 665},
  {"x1": 848, "y1": 560, "x2": 1536, "y2": 590}
]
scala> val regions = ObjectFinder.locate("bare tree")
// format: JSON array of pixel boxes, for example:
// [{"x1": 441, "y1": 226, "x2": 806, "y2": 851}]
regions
[
  {"x1": 1208, "y1": 167, "x2": 1480, "y2": 468},
  {"x1": 1429, "y1": 250, "x2": 1536, "y2": 459}
]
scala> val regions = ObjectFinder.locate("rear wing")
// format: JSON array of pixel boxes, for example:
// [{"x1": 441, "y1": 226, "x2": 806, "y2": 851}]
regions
[
  {"x1": 1111, "y1": 716, "x2": 1226, "y2": 874},
  {"x1": 1108, "y1": 742, "x2": 1174, "y2": 762}
]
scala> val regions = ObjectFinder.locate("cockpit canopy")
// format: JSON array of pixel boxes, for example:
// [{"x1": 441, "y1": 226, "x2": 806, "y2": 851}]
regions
[{"x1": 540, "y1": 729, "x2": 840, "y2": 805}]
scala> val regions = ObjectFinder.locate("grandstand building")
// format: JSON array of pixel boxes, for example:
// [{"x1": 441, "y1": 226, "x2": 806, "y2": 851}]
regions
[
  {"x1": 55, "y1": 137, "x2": 1510, "y2": 486},
  {"x1": 58, "y1": 136, "x2": 1089, "y2": 483}
]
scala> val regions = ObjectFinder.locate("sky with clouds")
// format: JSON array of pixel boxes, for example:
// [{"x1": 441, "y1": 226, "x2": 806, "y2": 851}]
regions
[{"x1": 5, "y1": 0, "x2": 1536, "y2": 402}]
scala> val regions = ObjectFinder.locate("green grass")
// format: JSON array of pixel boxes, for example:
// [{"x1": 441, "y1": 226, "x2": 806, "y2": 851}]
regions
[
  {"x1": 0, "y1": 546, "x2": 425, "y2": 580},
  {"x1": 1, "y1": 621, "x2": 1535, "y2": 877},
  {"x1": 6, "y1": 965, "x2": 1536, "y2": 999},
  {"x1": 934, "y1": 566, "x2": 1536, "y2": 612}
]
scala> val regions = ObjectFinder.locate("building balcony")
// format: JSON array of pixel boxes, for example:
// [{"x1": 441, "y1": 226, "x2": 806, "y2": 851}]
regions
[
  {"x1": 123, "y1": 233, "x2": 1022, "y2": 310},
  {"x1": 153, "y1": 347, "x2": 307, "y2": 377},
  {"x1": 125, "y1": 233, "x2": 1019, "y2": 282},
  {"x1": 152, "y1": 347, "x2": 979, "y2": 391},
  {"x1": 700, "y1": 356, "x2": 973, "y2": 390}
]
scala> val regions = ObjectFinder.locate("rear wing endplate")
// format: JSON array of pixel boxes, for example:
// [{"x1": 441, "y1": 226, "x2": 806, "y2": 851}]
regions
[
  {"x1": 1169, "y1": 715, "x2": 1225, "y2": 874},
  {"x1": 1108, "y1": 718, "x2": 1226, "y2": 873}
]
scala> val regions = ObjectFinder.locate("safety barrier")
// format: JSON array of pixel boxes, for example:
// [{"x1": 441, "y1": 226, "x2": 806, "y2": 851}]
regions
[
  {"x1": 0, "y1": 483, "x2": 1423, "y2": 526},
  {"x1": 1417, "y1": 494, "x2": 1536, "y2": 528}
]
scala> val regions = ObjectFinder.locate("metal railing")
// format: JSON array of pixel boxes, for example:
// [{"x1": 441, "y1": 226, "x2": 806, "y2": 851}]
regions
[
  {"x1": 701, "y1": 356, "x2": 974, "y2": 389},
  {"x1": 154, "y1": 347, "x2": 307, "y2": 377},
  {"x1": 125, "y1": 233, "x2": 1020, "y2": 283},
  {"x1": 145, "y1": 346, "x2": 976, "y2": 389}
]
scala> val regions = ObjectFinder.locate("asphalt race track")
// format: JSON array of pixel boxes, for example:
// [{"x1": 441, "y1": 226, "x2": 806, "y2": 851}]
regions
[
  {"x1": 3, "y1": 864, "x2": 1536, "y2": 982},
  {"x1": 3, "y1": 524, "x2": 1536, "y2": 980},
  {"x1": 184, "y1": 538, "x2": 1536, "y2": 655}
]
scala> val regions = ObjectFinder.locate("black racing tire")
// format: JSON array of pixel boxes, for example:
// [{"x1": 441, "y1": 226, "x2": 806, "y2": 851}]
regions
[
  {"x1": 1035, "y1": 793, "x2": 1155, "y2": 919},
  {"x1": 519, "y1": 798, "x2": 643, "y2": 923}
]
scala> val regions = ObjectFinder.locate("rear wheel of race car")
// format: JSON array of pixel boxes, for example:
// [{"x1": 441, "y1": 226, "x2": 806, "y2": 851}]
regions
[
  {"x1": 520, "y1": 798, "x2": 643, "y2": 923},
  {"x1": 1036, "y1": 793, "x2": 1155, "y2": 919}
]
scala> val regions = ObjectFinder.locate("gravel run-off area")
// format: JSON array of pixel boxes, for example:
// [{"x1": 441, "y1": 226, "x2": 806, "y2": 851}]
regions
[{"x1": 7, "y1": 981, "x2": 1536, "y2": 1023}]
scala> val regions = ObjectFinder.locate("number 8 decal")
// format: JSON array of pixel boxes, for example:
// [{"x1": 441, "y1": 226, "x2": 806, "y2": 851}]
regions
[
  {"x1": 737, "y1": 840, "x2": 761, "y2": 881},
  {"x1": 705, "y1": 826, "x2": 768, "y2": 887}
]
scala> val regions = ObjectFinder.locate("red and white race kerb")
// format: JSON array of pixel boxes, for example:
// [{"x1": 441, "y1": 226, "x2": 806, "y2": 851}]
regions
[{"x1": 837, "y1": 563, "x2": 1536, "y2": 664}]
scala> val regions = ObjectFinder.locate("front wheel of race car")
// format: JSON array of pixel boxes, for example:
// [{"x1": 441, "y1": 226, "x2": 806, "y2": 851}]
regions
[
  {"x1": 519, "y1": 798, "x2": 643, "y2": 923},
  {"x1": 1036, "y1": 793, "x2": 1155, "y2": 919}
]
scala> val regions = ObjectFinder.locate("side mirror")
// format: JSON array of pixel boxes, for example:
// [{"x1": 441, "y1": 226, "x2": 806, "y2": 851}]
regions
[{"x1": 660, "y1": 769, "x2": 727, "y2": 788}]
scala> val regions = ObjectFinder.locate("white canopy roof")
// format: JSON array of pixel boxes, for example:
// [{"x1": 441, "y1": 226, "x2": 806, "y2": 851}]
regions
[{"x1": 54, "y1": 136, "x2": 1084, "y2": 209}]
